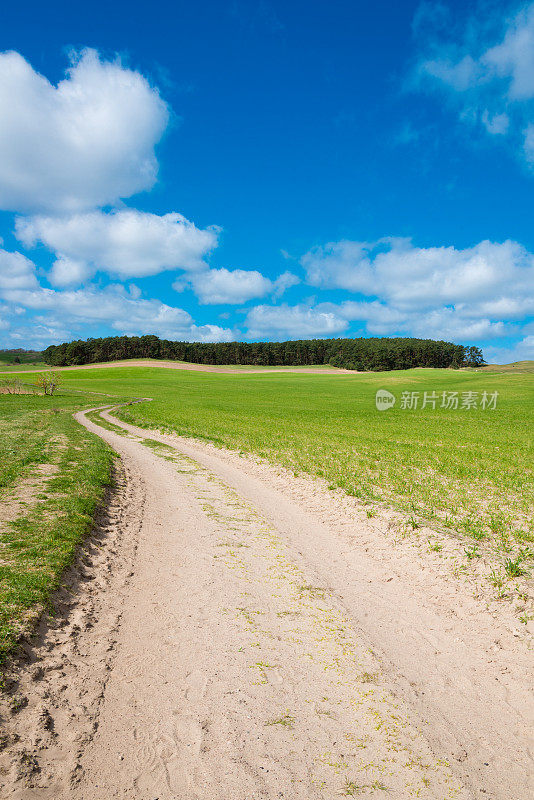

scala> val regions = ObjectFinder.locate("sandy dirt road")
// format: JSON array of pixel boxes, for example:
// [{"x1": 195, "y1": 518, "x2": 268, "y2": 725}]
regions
[{"x1": 0, "y1": 407, "x2": 532, "y2": 799}]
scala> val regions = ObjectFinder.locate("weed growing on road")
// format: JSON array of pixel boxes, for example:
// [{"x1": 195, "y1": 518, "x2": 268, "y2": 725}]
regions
[{"x1": 265, "y1": 712, "x2": 295, "y2": 728}]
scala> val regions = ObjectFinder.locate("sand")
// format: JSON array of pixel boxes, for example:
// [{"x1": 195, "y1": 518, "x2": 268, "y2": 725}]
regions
[{"x1": 0, "y1": 407, "x2": 532, "y2": 799}]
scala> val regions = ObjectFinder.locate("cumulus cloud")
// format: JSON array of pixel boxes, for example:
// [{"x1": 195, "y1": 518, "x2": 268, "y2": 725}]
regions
[
  {"x1": 418, "y1": 4, "x2": 534, "y2": 98},
  {"x1": 482, "y1": 6, "x2": 534, "y2": 100},
  {"x1": 0, "y1": 249, "x2": 39, "y2": 290},
  {"x1": 313, "y1": 299, "x2": 511, "y2": 341},
  {"x1": 187, "y1": 268, "x2": 273, "y2": 305},
  {"x1": 0, "y1": 257, "x2": 235, "y2": 345},
  {"x1": 302, "y1": 237, "x2": 534, "y2": 311},
  {"x1": 300, "y1": 236, "x2": 534, "y2": 341},
  {"x1": 17, "y1": 209, "x2": 219, "y2": 283},
  {"x1": 245, "y1": 303, "x2": 348, "y2": 339},
  {"x1": 415, "y1": 3, "x2": 534, "y2": 164},
  {"x1": 272, "y1": 270, "x2": 301, "y2": 298},
  {"x1": 49, "y1": 256, "x2": 93, "y2": 287},
  {"x1": 174, "y1": 267, "x2": 300, "y2": 305},
  {"x1": 0, "y1": 49, "x2": 169, "y2": 213},
  {"x1": 483, "y1": 335, "x2": 534, "y2": 365}
]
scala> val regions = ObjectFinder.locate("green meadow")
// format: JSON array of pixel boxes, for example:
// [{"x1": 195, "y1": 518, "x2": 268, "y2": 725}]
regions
[
  {"x1": 40, "y1": 365, "x2": 534, "y2": 553},
  {"x1": 0, "y1": 391, "x2": 115, "y2": 661},
  {"x1": 0, "y1": 350, "x2": 46, "y2": 371},
  {"x1": 0, "y1": 363, "x2": 532, "y2": 659}
]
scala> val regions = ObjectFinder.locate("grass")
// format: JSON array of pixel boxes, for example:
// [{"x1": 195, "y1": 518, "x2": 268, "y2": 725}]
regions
[
  {"x1": 479, "y1": 360, "x2": 534, "y2": 373},
  {"x1": 0, "y1": 391, "x2": 115, "y2": 662},
  {"x1": 32, "y1": 365, "x2": 532, "y2": 568},
  {"x1": 0, "y1": 362, "x2": 48, "y2": 372},
  {"x1": 0, "y1": 350, "x2": 46, "y2": 372},
  {"x1": 9, "y1": 363, "x2": 534, "y2": 608}
]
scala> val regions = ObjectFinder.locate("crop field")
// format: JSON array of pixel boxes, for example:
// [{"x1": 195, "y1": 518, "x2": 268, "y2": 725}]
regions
[
  {"x1": 15, "y1": 365, "x2": 531, "y2": 568},
  {"x1": 0, "y1": 391, "x2": 115, "y2": 661},
  {"x1": 1, "y1": 363, "x2": 532, "y2": 661},
  {"x1": 0, "y1": 350, "x2": 46, "y2": 372}
]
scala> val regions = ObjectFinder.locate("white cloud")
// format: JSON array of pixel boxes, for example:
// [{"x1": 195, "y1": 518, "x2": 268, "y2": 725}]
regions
[
  {"x1": 421, "y1": 54, "x2": 482, "y2": 92},
  {"x1": 49, "y1": 256, "x2": 93, "y2": 287},
  {"x1": 325, "y1": 300, "x2": 408, "y2": 333},
  {"x1": 245, "y1": 303, "x2": 348, "y2": 339},
  {"x1": 17, "y1": 209, "x2": 219, "y2": 282},
  {"x1": 407, "y1": 308, "x2": 508, "y2": 341},
  {"x1": 418, "y1": 5, "x2": 534, "y2": 98},
  {"x1": 0, "y1": 249, "x2": 39, "y2": 290},
  {"x1": 483, "y1": 335, "x2": 534, "y2": 365},
  {"x1": 176, "y1": 267, "x2": 300, "y2": 305},
  {"x1": 0, "y1": 49, "x2": 169, "y2": 213},
  {"x1": 301, "y1": 240, "x2": 376, "y2": 294},
  {"x1": 416, "y1": 3, "x2": 534, "y2": 163},
  {"x1": 188, "y1": 268, "x2": 273, "y2": 305},
  {"x1": 482, "y1": 6, "x2": 534, "y2": 100},
  {"x1": 481, "y1": 110, "x2": 509, "y2": 135},
  {"x1": 302, "y1": 237, "x2": 534, "y2": 312},
  {"x1": 0, "y1": 268, "x2": 236, "y2": 345},
  {"x1": 272, "y1": 270, "x2": 300, "y2": 298},
  {"x1": 300, "y1": 236, "x2": 534, "y2": 342},
  {"x1": 314, "y1": 299, "x2": 511, "y2": 340},
  {"x1": 0, "y1": 305, "x2": 11, "y2": 331}
]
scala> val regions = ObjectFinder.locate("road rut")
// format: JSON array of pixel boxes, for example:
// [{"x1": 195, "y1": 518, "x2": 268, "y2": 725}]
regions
[{"x1": 0, "y1": 407, "x2": 532, "y2": 799}]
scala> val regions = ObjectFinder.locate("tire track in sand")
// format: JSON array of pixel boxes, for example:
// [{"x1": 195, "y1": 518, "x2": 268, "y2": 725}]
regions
[{"x1": 0, "y1": 406, "x2": 531, "y2": 798}]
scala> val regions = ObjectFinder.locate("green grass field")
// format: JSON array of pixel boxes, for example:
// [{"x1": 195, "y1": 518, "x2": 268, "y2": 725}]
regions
[
  {"x1": 0, "y1": 350, "x2": 46, "y2": 372},
  {"x1": 33, "y1": 365, "x2": 534, "y2": 557},
  {"x1": 0, "y1": 391, "x2": 115, "y2": 662},
  {"x1": 1, "y1": 362, "x2": 532, "y2": 659}
]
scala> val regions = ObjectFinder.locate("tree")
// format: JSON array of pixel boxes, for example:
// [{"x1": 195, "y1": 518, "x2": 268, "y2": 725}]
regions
[
  {"x1": 36, "y1": 371, "x2": 61, "y2": 395},
  {"x1": 462, "y1": 346, "x2": 486, "y2": 368},
  {"x1": 41, "y1": 335, "x2": 485, "y2": 372}
]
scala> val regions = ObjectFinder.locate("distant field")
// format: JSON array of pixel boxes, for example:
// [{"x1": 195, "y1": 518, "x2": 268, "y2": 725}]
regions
[
  {"x1": 0, "y1": 350, "x2": 45, "y2": 372},
  {"x1": 0, "y1": 362, "x2": 48, "y2": 372},
  {"x1": 480, "y1": 360, "x2": 534, "y2": 373},
  {"x1": 14, "y1": 365, "x2": 531, "y2": 577},
  {"x1": 0, "y1": 358, "x2": 346, "y2": 374}
]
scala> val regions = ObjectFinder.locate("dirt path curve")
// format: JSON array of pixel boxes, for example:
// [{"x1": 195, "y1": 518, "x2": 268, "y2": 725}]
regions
[{"x1": 1, "y1": 407, "x2": 532, "y2": 799}]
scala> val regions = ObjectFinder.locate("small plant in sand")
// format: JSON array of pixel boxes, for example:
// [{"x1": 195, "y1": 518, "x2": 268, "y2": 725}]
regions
[
  {"x1": 297, "y1": 584, "x2": 325, "y2": 598},
  {"x1": 342, "y1": 779, "x2": 389, "y2": 795},
  {"x1": 488, "y1": 569, "x2": 508, "y2": 599},
  {"x1": 265, "y1": 712, "x2": 295, "y2": 728},
  {"x1": 343, "y1": 780, "x2": 365, "y2": 796},
  {"x1": 358, "y1": 671, "x2": 378, "y2": 684},
  {"x1": 464, "y1": 544, "x2": 480, "y2": 560},
  {"x1": 504, "y1": 556, "x2": 527, "y2": 578}
]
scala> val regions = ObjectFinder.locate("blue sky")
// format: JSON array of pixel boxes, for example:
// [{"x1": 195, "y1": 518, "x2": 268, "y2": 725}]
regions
[{"x1": 0, "y1": 0, "x2": 533, "y2": 362}]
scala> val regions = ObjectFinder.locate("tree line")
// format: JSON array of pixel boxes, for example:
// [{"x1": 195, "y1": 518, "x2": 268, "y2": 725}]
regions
[{"x1": 42, "y1": 335, "x2": 485, "y2": 371}]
